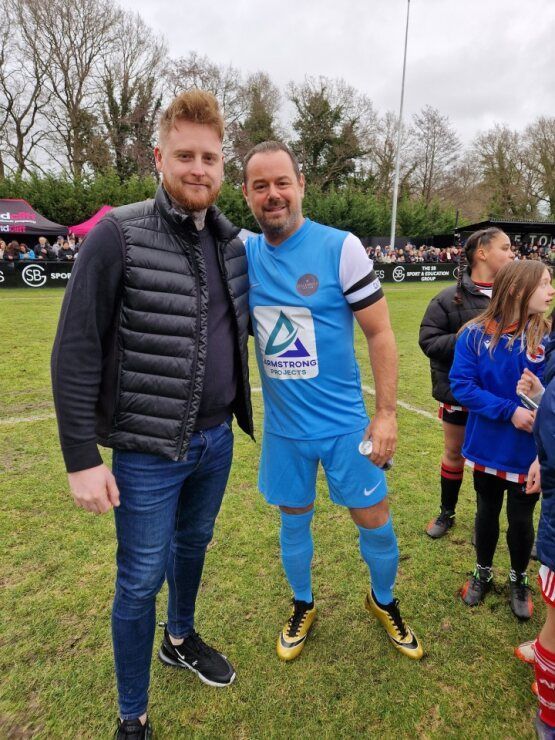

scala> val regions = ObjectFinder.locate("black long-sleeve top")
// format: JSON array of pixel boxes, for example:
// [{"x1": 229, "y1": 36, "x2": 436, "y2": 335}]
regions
[{"x1": 51, "y1": 218, "x2": 237, "y2": 472}]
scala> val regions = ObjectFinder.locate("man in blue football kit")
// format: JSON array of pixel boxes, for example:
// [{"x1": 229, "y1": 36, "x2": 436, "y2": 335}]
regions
[{"x1": 242, "y1": 141, "x2": 423, "y2": 661}]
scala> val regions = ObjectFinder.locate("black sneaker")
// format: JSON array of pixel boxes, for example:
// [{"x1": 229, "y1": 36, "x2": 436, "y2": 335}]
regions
[
  {"x1": 115, "y1": 718, "x2": 153, "y2": 739},
  {"x1": 426, "y1": 509, "x2": 455, "y2": 539},
  {"x1": 158, "y1": 626, "x2": 235, "y2": 687},
  {"x1": 509, "y1": 573, "x2": 533, "y2": 620},
  {"x1": 460, "y1": 566, "x2": 492, "y2": 606}
]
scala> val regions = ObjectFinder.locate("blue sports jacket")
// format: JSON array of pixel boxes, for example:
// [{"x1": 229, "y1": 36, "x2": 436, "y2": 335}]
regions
[
  {"x1": 535, "y1": 334, "x2": 555, "y2": 571},
  {"x1": 450, "y1": 323, "x2": 546, "y2": 476}
]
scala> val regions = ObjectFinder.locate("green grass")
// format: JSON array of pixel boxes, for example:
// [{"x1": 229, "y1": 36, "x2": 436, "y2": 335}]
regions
[{"x1": 0, "y1": 285, "x2": 542, "y2": 738}]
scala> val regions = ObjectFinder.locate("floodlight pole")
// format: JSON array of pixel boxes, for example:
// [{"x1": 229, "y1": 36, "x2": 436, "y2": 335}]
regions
[{"x1": 389, "y1": 0, "x2": 411, "y2": 252}]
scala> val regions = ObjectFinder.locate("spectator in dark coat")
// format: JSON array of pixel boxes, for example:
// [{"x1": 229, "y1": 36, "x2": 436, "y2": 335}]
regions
[
  {"x1": 57, "y1": 242, "x2": 75, "y2": 261},
  {"x1": 34, "y1": 236, "x2": 57, "y2": 260},
  {"x1": 3, "y1": 240, "x2": 18, "y2": 263}
]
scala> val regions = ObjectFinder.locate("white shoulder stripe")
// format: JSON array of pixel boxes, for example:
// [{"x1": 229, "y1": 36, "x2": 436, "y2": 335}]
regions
[
  {"x1": 339, "y1": 233, "x2": 375, "y2": 293},
  {"x1": 237, "y1": 228, "x2": 256, "y2": 244}
]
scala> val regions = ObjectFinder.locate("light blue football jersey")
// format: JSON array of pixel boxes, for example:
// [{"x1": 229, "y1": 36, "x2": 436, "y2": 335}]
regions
[{"x1": 246, "y1": 218, "x2": 383, "y2": 440}]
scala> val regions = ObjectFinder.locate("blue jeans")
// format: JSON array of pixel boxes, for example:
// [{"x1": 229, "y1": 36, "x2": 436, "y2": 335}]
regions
[{"x1": 111, "y1": 421, "x2": 234, "y2": 719}]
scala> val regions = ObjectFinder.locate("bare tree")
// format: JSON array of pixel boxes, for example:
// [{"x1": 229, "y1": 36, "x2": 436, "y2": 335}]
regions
[
  {"x1": 10, "y1": 0, "x2": 120, "y2": 179},
  {"x1": 0, "y1": 0, "x2": 51, "y2": 175},
  {"x1": 366, "y1": 110, "x2": 413, "y2": 199},
  {"x1": 472, "y1": 124, "x2": 538, "y2": 218},
  {"x1": 524, "y1": 117, "x2": 555, "y2": 217},
  {"x1": 166, "y1": 52, "x2": 246, "y2": 157},
  {"x1": 287, "y1": 76, "x2": 377, "y2": 189},
  {"x1": 439, "y1": 150, "x2": 491, "y2": 222},
  {"x1": 230, "y1": 72, "x2": 282, "y2": 160},
  {"x1": 409, "y1": 105, "x2": 460, "y2": 205},
  {"x1": 102, "y1": 12, "x2": 167, "y2": 179}
]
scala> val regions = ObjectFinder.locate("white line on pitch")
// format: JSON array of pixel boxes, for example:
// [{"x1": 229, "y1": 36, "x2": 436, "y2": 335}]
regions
[
  {"x1": 360, "y1": 385, "x2": 438, "y2": 421},
  {"x1": 1, "y1": 387, "x2": 437, "y2": 426},
  {"x1": 252, "y1": 385, "x2": 438, "y2": 421},
  {"x1": 0, "y1": 412, "x2": 55, "y2": 425}
]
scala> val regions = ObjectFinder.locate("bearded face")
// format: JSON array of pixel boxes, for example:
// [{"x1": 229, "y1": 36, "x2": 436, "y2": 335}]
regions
[{"x1": 155, "y1": 120, "x2": 224, "y2": 212}]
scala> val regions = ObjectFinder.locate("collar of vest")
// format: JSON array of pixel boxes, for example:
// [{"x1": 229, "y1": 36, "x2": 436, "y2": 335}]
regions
[
  {"x1": 155, "y1": 185, "x2": 241, "y2": 243},
  {"x1": 462, "y1": 270, "x2": 487, "y2": 297}
]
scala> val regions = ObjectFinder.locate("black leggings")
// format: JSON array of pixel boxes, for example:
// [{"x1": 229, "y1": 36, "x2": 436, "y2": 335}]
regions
[{"x1": 474, "y1": 470, "x2": 539, "y2": 573}]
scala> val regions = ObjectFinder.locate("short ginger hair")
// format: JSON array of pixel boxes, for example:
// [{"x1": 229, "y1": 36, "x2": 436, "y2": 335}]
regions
[{"x1": 158, "y1": 89, "x2": 224, "y2": 144}]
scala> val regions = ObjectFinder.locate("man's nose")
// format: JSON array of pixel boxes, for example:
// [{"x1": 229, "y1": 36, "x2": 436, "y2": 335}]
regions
[
  {"x1": 267, "y1": 183, "x2": 281, "y2": 200},
  {"x1": 190, "y1": 157, "x2": 206, "y2": 177}
]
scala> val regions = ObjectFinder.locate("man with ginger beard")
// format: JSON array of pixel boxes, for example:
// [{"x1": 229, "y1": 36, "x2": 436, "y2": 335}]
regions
[{"x1": 51, "y1": 90, "x2": 253, "y2": 739}]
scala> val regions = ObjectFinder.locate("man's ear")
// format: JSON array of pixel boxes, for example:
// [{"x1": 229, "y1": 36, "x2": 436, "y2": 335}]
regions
[
  {"x1": 241, "y1": 182, "x2": 249, "y2": 202},
  {"x1": 154, "y1": 146, "x2": 162, "y2": 173},
  {"x1": 299, "y1": 173, "x2": 306, "y2": 197}
]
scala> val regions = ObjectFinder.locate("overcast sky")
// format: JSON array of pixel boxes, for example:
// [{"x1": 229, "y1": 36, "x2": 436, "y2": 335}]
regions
[{"x1": 118, "y1": 0, "x2": 555, "y2": 145}]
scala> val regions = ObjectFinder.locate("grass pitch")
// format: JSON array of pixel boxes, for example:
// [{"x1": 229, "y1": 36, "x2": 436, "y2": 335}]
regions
[{"x1": 0, "y1": 284, "x2": 542, "y2": 739}]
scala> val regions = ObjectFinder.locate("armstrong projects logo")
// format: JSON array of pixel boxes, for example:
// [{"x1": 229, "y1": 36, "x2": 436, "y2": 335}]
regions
[{"x1": 253, "y1": 306, "x2": 319, "y2": 379}]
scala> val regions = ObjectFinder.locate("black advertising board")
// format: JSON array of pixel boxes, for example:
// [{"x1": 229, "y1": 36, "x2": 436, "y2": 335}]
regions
[
  {"x1": 0, "y1": 261, "x2": 74, "y2": 288},
  {"x1": 373, "y1": 262, "x2": 461, "y2": 283},
  {"x1": 0, "y1": 261, "x2": 462, "y2": 289}
]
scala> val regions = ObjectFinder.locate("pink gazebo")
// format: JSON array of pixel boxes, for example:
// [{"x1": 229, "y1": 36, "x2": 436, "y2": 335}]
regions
[{"x1": 69, "y1": 205, "x2": 113, "y2": 237}]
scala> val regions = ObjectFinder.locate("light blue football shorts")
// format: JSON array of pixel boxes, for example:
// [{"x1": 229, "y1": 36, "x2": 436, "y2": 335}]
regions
[{"x1": 258, "y1": 427, "x2": 388, "y2": 508}]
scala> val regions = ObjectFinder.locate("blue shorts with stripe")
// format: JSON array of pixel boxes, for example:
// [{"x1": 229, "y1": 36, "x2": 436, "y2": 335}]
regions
[{"x1": 258, "y1": 427, "x2": 388, "y2": 508}]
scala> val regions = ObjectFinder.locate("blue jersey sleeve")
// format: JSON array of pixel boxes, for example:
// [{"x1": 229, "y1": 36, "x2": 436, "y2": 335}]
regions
[{"x1": 449, "y1": 327, "x2": 518, "y2": 422}]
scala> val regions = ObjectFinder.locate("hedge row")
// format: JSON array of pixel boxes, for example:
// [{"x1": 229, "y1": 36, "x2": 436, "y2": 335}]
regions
[{"x1": 0, "y1": 171, "x2": 459, "y2": 238}]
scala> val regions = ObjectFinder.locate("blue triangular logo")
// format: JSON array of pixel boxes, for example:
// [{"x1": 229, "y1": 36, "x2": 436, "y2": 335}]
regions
[
  {"x1": 266, "y1": 311, "x2": 308, "y2": 357},
  {"x1": 280, "y1": 338, "x2": 310, "y2": 357}
]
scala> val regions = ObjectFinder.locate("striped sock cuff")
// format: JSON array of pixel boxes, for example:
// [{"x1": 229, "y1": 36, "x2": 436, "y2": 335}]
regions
[
  {"x1": 440, "y1": 463, "x2": 464, "y2": 481},
  {"x1": 509, "y1": 569, "x2": 527, "y2": 583},
  {"x1": 476, "y1": 564, "x2": 493, "y2": 581}
]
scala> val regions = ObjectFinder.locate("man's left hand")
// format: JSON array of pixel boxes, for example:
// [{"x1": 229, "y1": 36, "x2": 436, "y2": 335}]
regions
[{"x1": 362, "y1": 410, "x2": 397, "y2": 468}]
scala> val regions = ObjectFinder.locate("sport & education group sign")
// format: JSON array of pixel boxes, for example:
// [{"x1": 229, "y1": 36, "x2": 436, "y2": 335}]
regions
[
  {"x1": 1, "y1": 261, "x2": 462, "y2": 288},
  {"x1": 374, "y1": 263, "x2": 461, "y2": 283}
]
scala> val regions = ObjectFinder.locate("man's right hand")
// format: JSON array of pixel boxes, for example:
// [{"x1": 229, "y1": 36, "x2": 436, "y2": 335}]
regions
[
  {"x1": 511, "y1": 407, "x2": 536, "y2": 433},
  {"x1": 68, "y1": 464, "x2": 120, "y2": 514}
]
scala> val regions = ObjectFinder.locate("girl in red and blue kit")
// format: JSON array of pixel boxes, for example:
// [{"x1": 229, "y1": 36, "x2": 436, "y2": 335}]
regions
[
  {"x1": 450, "y1": 260, "x2": 554, "y2": 619},
  {"x1": 419, "y1": 227, "x2": 514, "y2": 539}
]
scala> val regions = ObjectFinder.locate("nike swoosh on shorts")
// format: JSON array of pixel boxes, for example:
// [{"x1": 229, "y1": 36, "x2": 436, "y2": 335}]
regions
[{"x1": 364, "y1": 482, "x2": 381, "y2": 496}]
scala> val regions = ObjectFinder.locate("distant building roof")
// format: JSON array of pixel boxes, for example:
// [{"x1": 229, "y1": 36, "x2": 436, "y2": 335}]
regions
[{"x1": 459, "y1": 218, "x2": 555, "y2": 234}]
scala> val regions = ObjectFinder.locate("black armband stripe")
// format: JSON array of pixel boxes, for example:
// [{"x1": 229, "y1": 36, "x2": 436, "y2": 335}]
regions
[
  {"x1": 343, "y1": 270, "x2": 377, "y2": 296},
  {"x1": 350, "y1": 288, "x2": 385, "y2": 312}
]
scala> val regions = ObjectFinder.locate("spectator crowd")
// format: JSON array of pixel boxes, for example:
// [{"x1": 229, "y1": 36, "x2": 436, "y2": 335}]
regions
[
  {"x1": 0, "y1": 235, "x2": 84, "y2": 263},
  {"x1": 366, "y1": 241, "x2": 555, "y2": 265},
  {"x1": 2, "y1": 234, "x2": 554, "y2": 267}
]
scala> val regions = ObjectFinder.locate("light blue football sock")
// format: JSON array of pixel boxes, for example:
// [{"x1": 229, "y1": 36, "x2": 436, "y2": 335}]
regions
[
  {"x1": 357, "y1": 517, "x2": 399, "y2": 606},
  {"x1": 279, "y1": 509, "x2": 314, "y2": 603}
]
